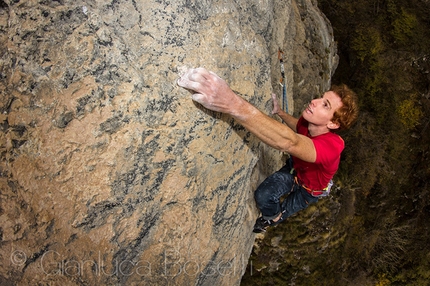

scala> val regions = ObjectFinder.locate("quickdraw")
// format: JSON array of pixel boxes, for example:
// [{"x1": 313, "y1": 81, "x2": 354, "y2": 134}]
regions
[{"x1": 278, "y1": 48, "x2": 288, "y2": 113}]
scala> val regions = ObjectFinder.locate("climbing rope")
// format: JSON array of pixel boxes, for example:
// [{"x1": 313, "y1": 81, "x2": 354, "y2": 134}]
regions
[{"x1": 278, "y1": 49, "x2": 288, "y2": 114}]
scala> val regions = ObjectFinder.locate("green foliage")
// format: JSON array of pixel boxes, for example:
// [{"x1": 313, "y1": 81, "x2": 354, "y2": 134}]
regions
[
  {"x1": 375, "y1": 274, "x2": 391, "y2": 286},
  {"x1": 351, "y1": 27, "x2": 384, "y2": 62},
  {"x1": 387, "y1": 0, "x2": 419, "y2": 46},
  {"x1": 397, "y1": 97, "x2": 423, "y2": 129},
  {"x1": 391, "y1": 8, "x2": 418, "y2": 44}
]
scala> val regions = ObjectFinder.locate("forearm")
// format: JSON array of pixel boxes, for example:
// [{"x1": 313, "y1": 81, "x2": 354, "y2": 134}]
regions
[
  {"x1": 275, "y1": 109, "x2": 298, "y2": 132},
  {"x1": 231, "y1": 98, "x2": 299, "y2": 152}
]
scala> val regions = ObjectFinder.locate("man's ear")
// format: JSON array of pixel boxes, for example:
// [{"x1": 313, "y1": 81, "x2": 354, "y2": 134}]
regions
[{"x1": 327, "y1": 120, "x2": 340, "y2": 130}]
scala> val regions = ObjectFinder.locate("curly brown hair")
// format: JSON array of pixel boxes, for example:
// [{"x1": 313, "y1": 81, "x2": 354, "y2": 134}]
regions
[{"x1": 330, "y1": 84, "x2": 359, "y2": 130}]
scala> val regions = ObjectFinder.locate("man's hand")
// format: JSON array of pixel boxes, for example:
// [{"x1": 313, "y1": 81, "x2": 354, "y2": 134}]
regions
[
  {"x1": 177, "y1": 68, "x2": 240, "y2": 114},
  {"x1": 271, "y1": 93, "x2": 281, "y2": 115}
]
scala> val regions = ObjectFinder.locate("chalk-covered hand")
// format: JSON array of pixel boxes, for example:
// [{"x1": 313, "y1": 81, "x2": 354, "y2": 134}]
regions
[
  {"x1": 177, "y1": 68, "x2": 241, "y2": 114},
  {"x1": 271, "y1": 93, "x2": 281, "y2": 115}
]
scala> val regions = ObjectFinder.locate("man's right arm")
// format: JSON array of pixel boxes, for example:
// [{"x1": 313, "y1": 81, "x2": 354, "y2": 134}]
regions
[{"x1": 177, "y1": 68, "x2": 317, "y2": 162}]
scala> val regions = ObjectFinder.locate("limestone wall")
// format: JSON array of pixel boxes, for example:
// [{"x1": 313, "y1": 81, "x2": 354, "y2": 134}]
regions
[{"x1": 0, "y1": 0, "x2": 337, "y2": 285}]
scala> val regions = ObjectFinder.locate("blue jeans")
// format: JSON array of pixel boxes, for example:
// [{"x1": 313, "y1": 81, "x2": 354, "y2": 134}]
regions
[{"x1": 254, "y1": 164, "x2": 319, "y2": 223}]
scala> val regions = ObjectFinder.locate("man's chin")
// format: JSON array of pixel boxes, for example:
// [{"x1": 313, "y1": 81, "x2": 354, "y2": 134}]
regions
[{"x1": 302, "y1": 110, "x2": 311, "y2": 121}]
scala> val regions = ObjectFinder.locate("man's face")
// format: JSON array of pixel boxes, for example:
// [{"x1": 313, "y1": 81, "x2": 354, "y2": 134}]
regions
[{"x1": 302, "y1": 91, "x2": 343, "y2": 129}]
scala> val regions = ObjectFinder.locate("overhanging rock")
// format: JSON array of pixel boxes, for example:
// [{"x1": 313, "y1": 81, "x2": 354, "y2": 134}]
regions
[{"x1": 0, "y1": 0, "x2": 337, "y2": 285}]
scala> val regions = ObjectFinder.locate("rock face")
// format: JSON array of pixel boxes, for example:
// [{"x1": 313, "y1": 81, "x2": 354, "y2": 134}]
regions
[{"x1": 0, "y1": 0, "x2": 337, "y2": 285}]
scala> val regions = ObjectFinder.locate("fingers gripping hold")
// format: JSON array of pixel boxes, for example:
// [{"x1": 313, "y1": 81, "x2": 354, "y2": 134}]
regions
[
  {"x1": 177, "y1": 67, "x2": 235, "y2": 114},
  {"x1": 271, "y1": 93, "x2": 281, "y2": 115},
  {"x1": 191, "y1": 92, "x2": 205, "y2": 104},
  {"x1": 178, "y1": 69, "x2": 198, "y2": 90}
]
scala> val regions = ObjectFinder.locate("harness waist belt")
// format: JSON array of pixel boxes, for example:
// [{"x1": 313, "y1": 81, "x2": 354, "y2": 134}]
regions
[{"x1": 294, "y1": 176, "x2": 330, "y2": 197}]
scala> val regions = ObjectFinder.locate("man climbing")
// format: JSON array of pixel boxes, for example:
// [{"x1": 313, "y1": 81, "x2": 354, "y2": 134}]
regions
[{"x1": 177, "y1": 67, "x2": 359, "y2": 233}]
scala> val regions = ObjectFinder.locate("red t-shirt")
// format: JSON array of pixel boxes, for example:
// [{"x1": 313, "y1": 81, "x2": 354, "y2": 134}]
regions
[{"x1": 292, "y1": 116, "x2": 344, "y2": 190}]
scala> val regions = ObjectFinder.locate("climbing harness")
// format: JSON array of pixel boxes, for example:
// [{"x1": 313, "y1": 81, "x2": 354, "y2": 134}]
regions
[
  {"x1": 294, "y1": 176, "x2": 334, "y2": 197},
  {"x1": 290, "y1": 163, "x2": 334, "y2": 197},
  {"x1": 278, "y1": 49, "x2": 288, "y2": 113}
]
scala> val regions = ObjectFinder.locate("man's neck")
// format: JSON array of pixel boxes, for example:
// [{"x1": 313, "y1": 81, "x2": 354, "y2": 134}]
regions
[{"x1": 308, "y1": 123, "x2": 330, "y2": 137}]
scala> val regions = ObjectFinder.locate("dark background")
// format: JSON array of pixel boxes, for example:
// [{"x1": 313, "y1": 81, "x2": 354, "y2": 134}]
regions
[{"x1": 242, "y1": 0, "x2": 430, "y2": 284}]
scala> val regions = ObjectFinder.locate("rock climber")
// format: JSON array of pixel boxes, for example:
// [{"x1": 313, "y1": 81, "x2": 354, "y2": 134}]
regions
[{"x1": 177, "y1": 67, "x2": 359, "y2": 233}]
